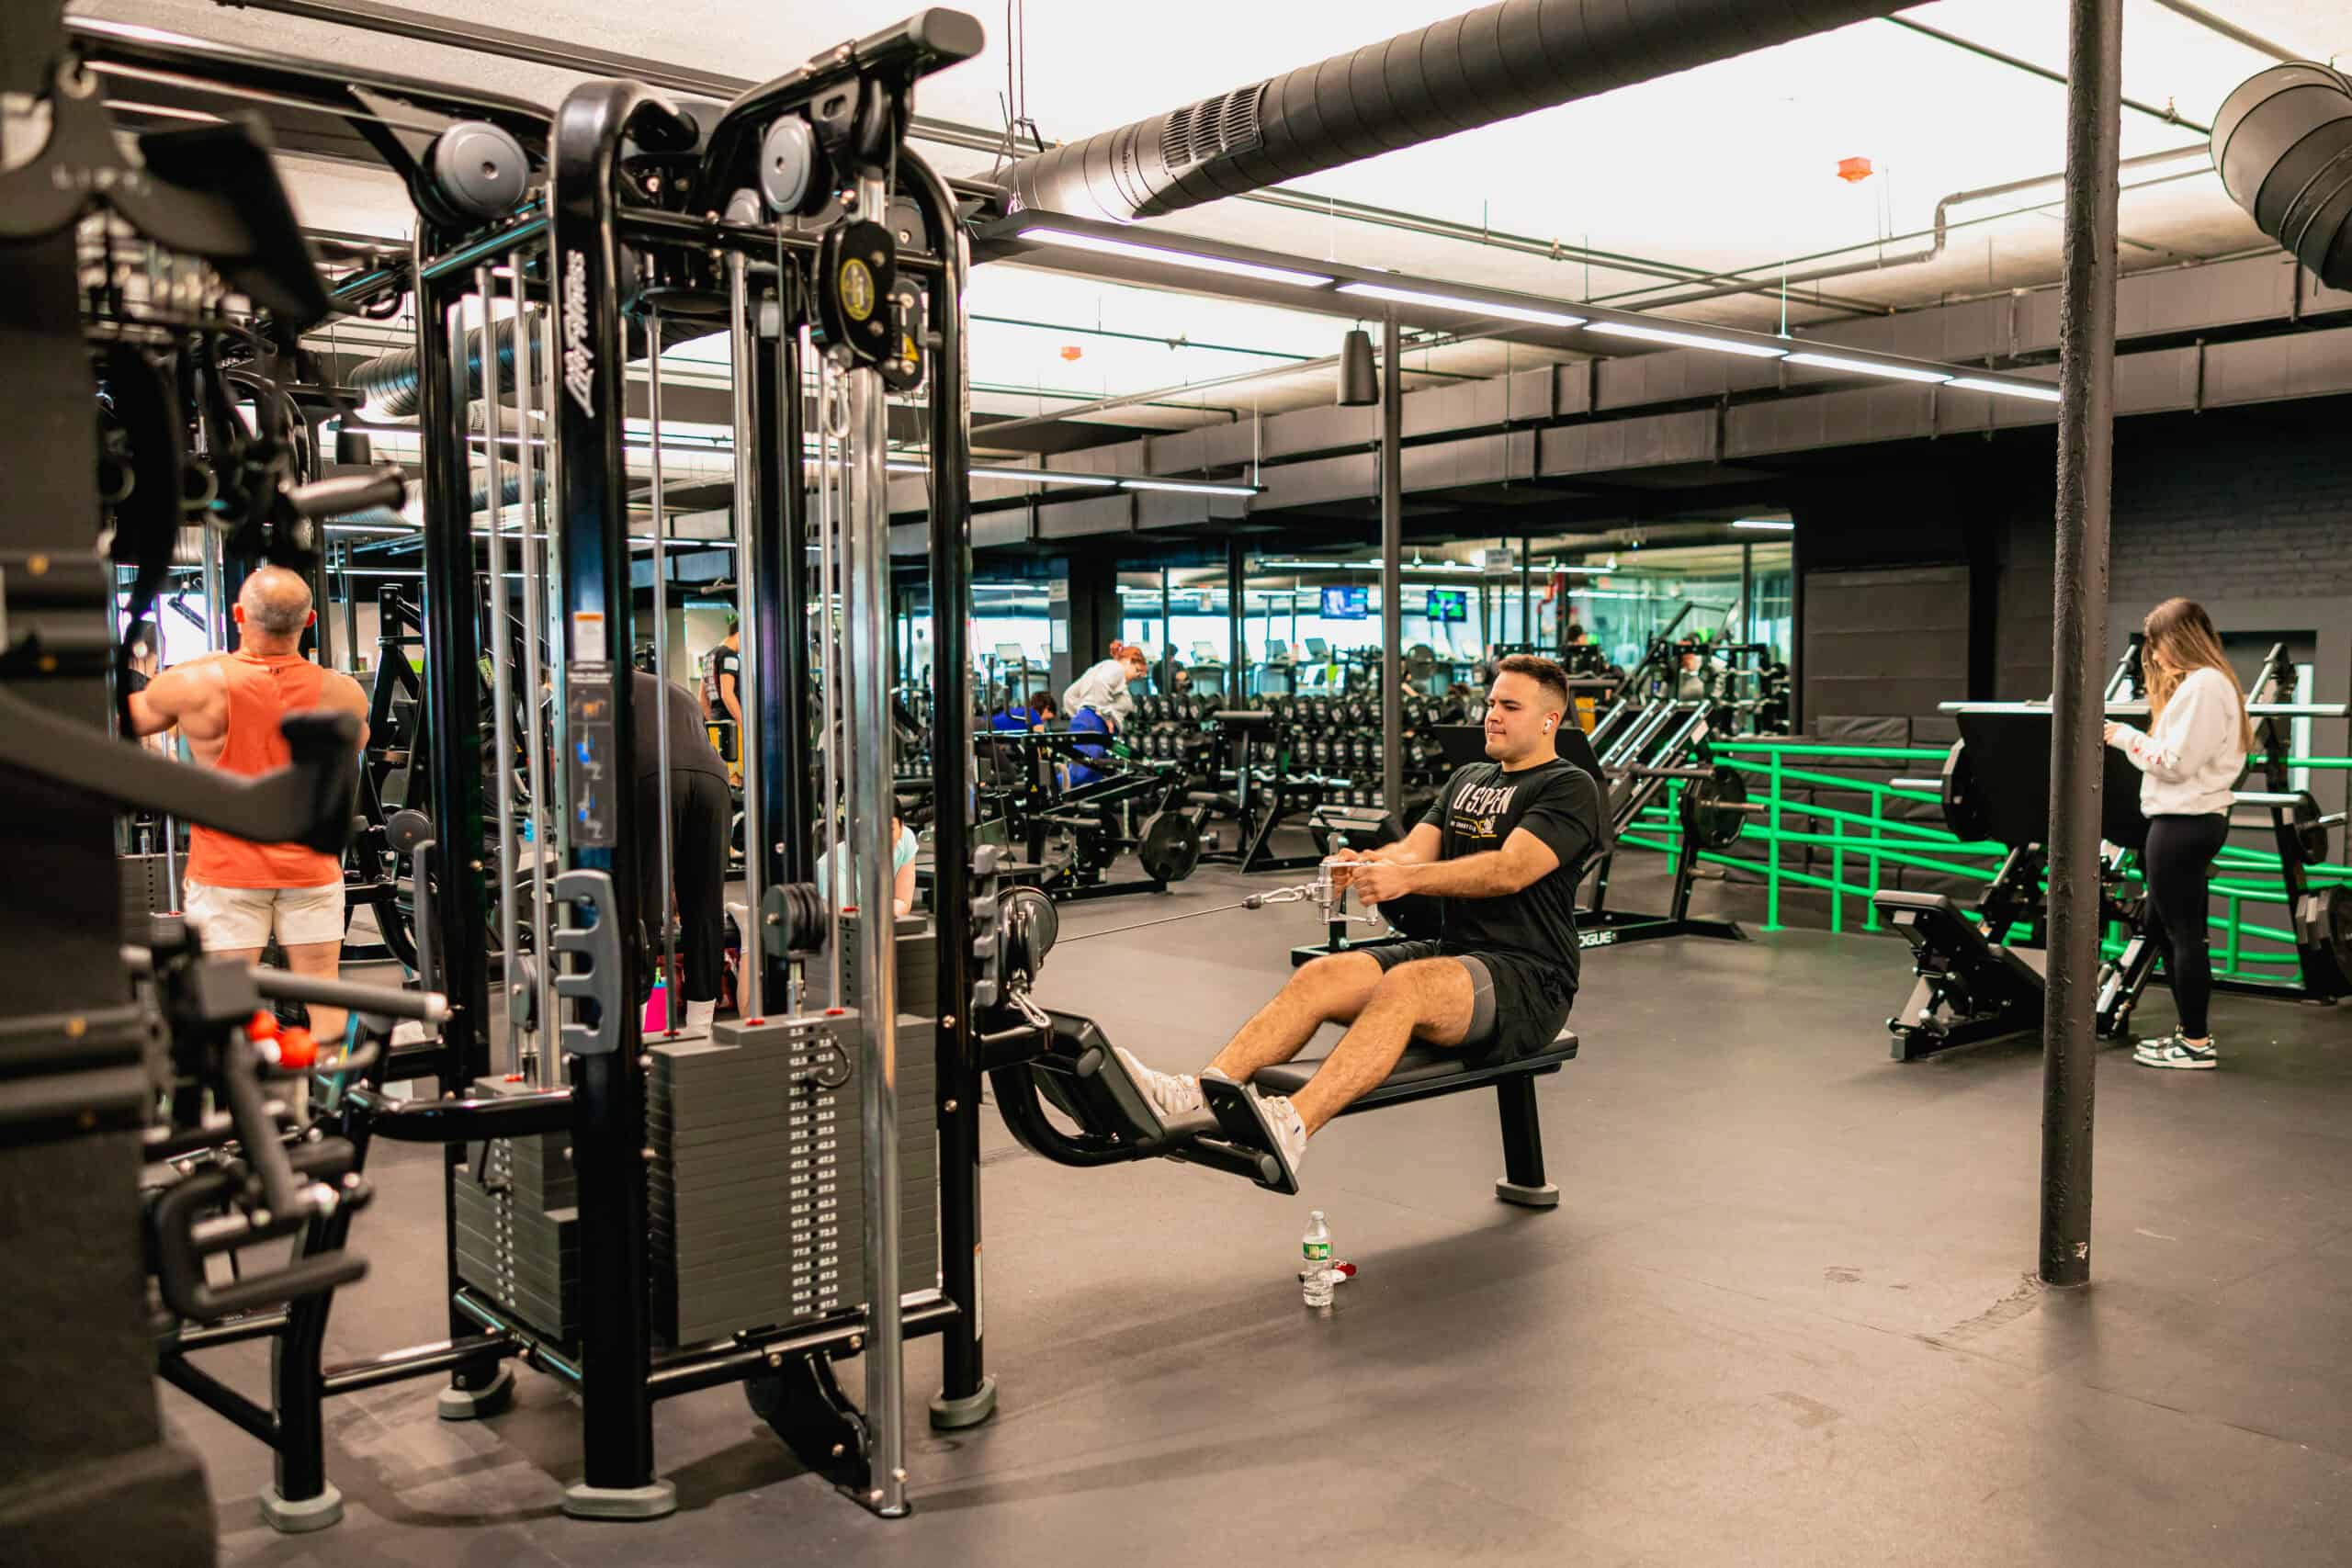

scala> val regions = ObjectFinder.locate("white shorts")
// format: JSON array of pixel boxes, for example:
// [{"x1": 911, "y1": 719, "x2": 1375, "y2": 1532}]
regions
[{"x1": 183, "y1": 879, "x2": 346, "y2": 952}]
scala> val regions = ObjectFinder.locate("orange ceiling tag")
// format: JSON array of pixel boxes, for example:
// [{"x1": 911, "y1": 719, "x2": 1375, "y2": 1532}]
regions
[{"x1": 1837, "y1": 156, "x2": 1874, "y2": 184}]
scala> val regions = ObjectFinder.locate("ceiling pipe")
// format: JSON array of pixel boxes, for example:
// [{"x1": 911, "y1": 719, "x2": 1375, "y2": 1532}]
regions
[
  {"x1": 2144, "y1": 0, "x2": 2302, "y2": 65},
  {"x1": 1611, "y1": 143, "x2": 2213, "y2": 312},
  {"x1": 212, "y1": 0, "x2": 1747, "y2": 304},
  {"x1": 1884, "y1": 17, "x2": 2211, "y2": 135},
  {"x1": 972, "y1": 328, "x2": 1498, "y2": 440},
  {"x1": 999, "y1": 0, "x2": 1917, "y2": 223}
]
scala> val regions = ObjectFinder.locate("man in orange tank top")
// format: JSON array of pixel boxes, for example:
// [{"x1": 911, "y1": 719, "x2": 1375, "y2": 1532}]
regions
[{"x1": 131, "y1": 567, "x2": 370, "y2": 1043}]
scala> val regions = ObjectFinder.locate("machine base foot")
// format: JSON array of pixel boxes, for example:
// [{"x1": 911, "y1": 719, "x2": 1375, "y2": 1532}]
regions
[
  {"x1": 560, "y1": 1481, "x2": 677, "y2": 1521},
  {"x1": 928, "y1": 1376, "x2": 998, "y2": 1430},
  {"x1": 435, "y1": 1365, "x2": 514, "y2": 1421},
  {"x1": 1495, "y1": 1179, "x2": 1559, "y2": 1209},
  {"x1": 258, "y1": 1483, "x2": 344, "y2": 1534}
]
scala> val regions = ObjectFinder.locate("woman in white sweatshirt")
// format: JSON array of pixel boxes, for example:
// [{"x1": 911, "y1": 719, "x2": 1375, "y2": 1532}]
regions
[{"x1": 2104, "y1": 598, "x2": 2253, "y2": 1069}]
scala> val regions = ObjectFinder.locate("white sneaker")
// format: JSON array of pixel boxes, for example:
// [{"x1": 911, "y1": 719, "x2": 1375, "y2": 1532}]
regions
[
  {"x1": 2134, "y1": 1032, "x2": 2218, "y2": 1070},
  {"x1": 1114, "y1": 1046, "x2": 1203, "y2": 1120},
  {"x1": 1259, "y1": 1092, "x2": 1309, "y2": 1179}
]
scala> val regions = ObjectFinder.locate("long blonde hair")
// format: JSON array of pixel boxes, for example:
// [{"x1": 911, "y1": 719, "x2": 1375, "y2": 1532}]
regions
[{"x1": 2143, "y1": 598, "x2": 2256, "y2": 752}]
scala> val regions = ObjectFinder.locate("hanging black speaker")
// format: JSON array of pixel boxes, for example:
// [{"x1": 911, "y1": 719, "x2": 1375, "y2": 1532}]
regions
[{"x1": 1336, "y1": 328, "x2": 1378, "y2": 407}]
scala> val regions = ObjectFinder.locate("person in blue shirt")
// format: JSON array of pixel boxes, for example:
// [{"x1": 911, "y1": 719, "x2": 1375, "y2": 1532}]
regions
[{"x1": 990, "y1": 691, "x2": 1058, "y2": 731}]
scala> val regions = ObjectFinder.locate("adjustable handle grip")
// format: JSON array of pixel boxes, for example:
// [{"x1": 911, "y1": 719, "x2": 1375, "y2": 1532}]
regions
[{"x1": 284, "y1": 464, "x2": 409, "y2": 520}]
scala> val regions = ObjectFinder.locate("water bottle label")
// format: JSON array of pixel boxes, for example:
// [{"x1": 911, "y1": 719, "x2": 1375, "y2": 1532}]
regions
[{"x1": 1303, "y1": 1242, "x2": 1330, "y2": 1260}]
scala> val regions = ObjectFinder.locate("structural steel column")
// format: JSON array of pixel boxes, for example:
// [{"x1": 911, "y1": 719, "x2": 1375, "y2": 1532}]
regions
[
  {"x1": 1379, "y1": 306, "x2": 1405, "y2": 820},
  {"x1": 2040, "y1": 0, "x2": 2121, "y2": 1290}
]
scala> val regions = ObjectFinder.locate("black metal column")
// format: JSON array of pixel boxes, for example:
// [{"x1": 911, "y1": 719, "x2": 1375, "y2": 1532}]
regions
[
  {"x1": 1520, "y1": 537, "x2": 1532, "y2": 649},
  {"x1": 414, "y1": 265, "x2": 492, "y2": 1088},
  {"x1": 0, "y1": 141, "x2": 216, "y2": 1555},
  {"x1": 2040, "y1": 0, "x2": 2121, "y2": 1290},
  {"x1": 1226, "y1": 538, "x2": 1246, "y2": 700},
  {"x1": 1159, "y1": 566, "x2": 1174, "y2": 694},
  {"x1": 1379, "y1": 307, "x2": 1404, "y2": 820},
  {"x1": 907, "y1": 150, "x2": 992, "y2": 1427},
  {"x1": 756, "y1": 285, "x2": 811, "y2": 902},
  {"x1": 549, "y1": 84, "x2": 667, "y2": 1504}
]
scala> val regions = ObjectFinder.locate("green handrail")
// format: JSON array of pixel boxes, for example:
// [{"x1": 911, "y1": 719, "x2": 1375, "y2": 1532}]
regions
[{"x1": 1599, "y1": 733, "x2": 2341, "y2": 983}]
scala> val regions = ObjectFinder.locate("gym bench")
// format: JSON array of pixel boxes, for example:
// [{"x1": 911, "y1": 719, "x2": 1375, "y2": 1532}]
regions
[{"x1": 994, "y1": 1008, "x2": 1577, "y2": 1207}]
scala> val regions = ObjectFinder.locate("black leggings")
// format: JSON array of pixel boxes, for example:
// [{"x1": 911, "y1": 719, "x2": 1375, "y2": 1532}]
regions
[
  {"x1": 2143, "y1": 812, "x2": 2230, "y2": 1038},
  {"x1": 636, "y1": 769, "x2": 730, "y2": 1004}
]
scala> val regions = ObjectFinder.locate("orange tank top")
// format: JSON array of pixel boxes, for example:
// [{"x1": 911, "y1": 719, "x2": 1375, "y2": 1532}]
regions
[{"x1": 186, "y1": 652, "x2": 343, "y2": 889}]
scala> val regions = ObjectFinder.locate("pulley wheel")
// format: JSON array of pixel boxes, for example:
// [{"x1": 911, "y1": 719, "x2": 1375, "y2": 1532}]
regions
[
  {"x1": 1136, "y1": 810, "x2": 1202, "y2": 884},
  {"x1": 1001, "y1": 884, "x2": 1058, "y2": 979}
]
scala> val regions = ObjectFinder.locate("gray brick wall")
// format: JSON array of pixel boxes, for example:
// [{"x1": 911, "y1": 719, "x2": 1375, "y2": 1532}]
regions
[{"x1": 2108, "y1": 429, "x2": 2352, "y2": 610}]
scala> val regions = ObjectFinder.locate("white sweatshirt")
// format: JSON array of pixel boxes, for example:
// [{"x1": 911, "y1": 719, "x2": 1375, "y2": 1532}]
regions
[
  {"x1": 2108, "y1": 665, "x2": 2246, "y2": 818},
  {"x1": 1062, "y1": 658, "x2": 1135, "y2": 725}
]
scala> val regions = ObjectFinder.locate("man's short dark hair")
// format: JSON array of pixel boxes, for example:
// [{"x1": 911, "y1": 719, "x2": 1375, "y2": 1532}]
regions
[{"x1": 1494, "y1": 652, "x2": 1570, "y2": 710}]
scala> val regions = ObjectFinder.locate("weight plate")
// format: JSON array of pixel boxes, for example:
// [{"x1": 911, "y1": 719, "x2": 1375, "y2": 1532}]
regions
[
  {"x1": 385, "y1": 807, "x2": 434, "y2": 856},
  {"x1": 2292, "y1": 793, "x2": 2330, "y2": 867},
  {"x1": 2301, "y1": 884, "x2": 2352, "y2": 987},
  {"x1": 1940, "y1": 741, "x2": 1991, "y2": 842},
  {"x1": 1136, "y1": 810, "x2": 1202, "y2": 884},
  {"x1": 1678, "y1": 764, "x2": 1750, "y2": 851}
]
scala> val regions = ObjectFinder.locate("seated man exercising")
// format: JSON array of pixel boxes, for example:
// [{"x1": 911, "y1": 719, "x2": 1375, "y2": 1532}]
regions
[{"x1": 1121, "y1": 654, "x2": 1600, "y2": 1192}]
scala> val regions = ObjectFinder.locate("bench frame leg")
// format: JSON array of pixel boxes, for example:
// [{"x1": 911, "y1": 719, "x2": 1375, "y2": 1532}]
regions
[{"x1": 1493, "y1": 1076, "x2": 1559, "y2": 1209}]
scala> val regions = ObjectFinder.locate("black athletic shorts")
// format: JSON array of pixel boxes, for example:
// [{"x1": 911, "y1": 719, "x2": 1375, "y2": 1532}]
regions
[{"x1": 1367, "y1": 941, "x2": 1575, "y2": 1063}]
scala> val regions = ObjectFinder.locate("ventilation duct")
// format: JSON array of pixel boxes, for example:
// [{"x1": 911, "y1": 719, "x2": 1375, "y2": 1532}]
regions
[
  {"x1": 2212, "y1": 63, "x2": 2352, "y2": 288},
  {"x1": 1001, "y1": 0, "x2": 1911, "y2": 222},
  {"x1": 348, "y1": 313, "x2": 547, "y2": 419}
]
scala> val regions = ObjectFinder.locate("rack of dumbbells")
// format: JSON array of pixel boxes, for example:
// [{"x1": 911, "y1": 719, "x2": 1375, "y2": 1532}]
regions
[
  {"x1": 967, "y1": 714, "x2": 1196, "y2": 902},
  {"x1": 1120, "y1": 689, "x2": 1476, "y2": 875}
]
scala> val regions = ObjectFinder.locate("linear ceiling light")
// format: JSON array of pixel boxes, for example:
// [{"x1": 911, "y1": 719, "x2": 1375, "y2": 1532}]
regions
[
  {"x1": 1781, "y1": 350, "x2": 1951, "y2": 384},
  {"x1": 967, "y1": 463, "x2": 1122, "y2": 487},
  {"x1": 1118, "y1": 477, "x2": 1261, "y2": 496},
  {"x1": 1945, "y1": 376, "x2": 2064, "y2": 403},
  {"x1": 1584, "y1": 321, "x2": 1788, "y2": 357},
  {"x1": 1732, "y1": 519, "x2": 1795, "y2": 531},
  {"x1": 1334, "y1": 281, "x2": 1586, "y2": 330},
  {"x1": 1013, "y1": 227, "x2": 1334, "y2": 289}
]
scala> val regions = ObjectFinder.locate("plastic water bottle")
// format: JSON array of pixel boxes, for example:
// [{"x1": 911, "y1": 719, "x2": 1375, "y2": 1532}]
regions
[{"x1": 1300, "y1": 1211, "x2": 1334, "y2": 1307}]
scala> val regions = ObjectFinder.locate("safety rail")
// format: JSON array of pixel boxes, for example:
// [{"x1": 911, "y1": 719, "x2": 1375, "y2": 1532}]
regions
[{"x1": 1609, "y1": 739, "x2": 2350, "y2": 985}]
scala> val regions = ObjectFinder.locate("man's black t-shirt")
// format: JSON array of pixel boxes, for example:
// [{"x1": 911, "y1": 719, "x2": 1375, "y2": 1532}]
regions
[
  {"x1": 702, "y1": 643, "x2": 740, "y2": 717},
  {"x1": 632, "y1": 671, "x2": 729, "y2": 784},
  {"x1": 1416, "y1": 757, "x2": 1601, "y2": 996}
]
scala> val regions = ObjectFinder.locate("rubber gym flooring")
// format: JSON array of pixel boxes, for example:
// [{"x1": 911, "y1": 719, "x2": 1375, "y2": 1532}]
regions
[{"x1": 174, "y1": 862, "x2": 2352, "y2": 1567}]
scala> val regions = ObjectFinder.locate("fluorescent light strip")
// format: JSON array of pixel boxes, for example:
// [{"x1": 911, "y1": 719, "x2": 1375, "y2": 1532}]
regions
[
  {"x1": 1782, "y1": 351, "x2": 1951, "y2": 385},
  {"x1": 1118, "y1": 477, "x2": 1260, "y2": 497},
  {"x1": 1015, "y1": 227, "x2": 1335, "y2": 290},
  {"x1": 1946, "y1": 376, "x2": 2064, "y2": 403},
  {"x1": 1732, "y1": 519, "x2": 1795, "y2": 531},
  {"x1": 967, "y1": 464, "x2": 1121, "y2": 487},
  {"x1": 1335, "y1": 281, "x2": 1586, "y2": 330},
  {"x1": 1584, "y1": 321, "x2": 1788, "y2": 358}
]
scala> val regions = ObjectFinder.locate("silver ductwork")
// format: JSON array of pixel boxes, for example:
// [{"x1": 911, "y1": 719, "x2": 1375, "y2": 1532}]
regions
[
  {"x1": 1002, "y1": 0, "x2": 1912, "y2": 221},
  {"x1": 2212, "y1": 62, "x2": 2352, "y2": 289}
]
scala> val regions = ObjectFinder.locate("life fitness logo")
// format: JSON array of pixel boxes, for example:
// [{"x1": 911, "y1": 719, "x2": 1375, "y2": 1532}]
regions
[{"x1": 562, "y1": 249, "x2": 594, "y2": 414}]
